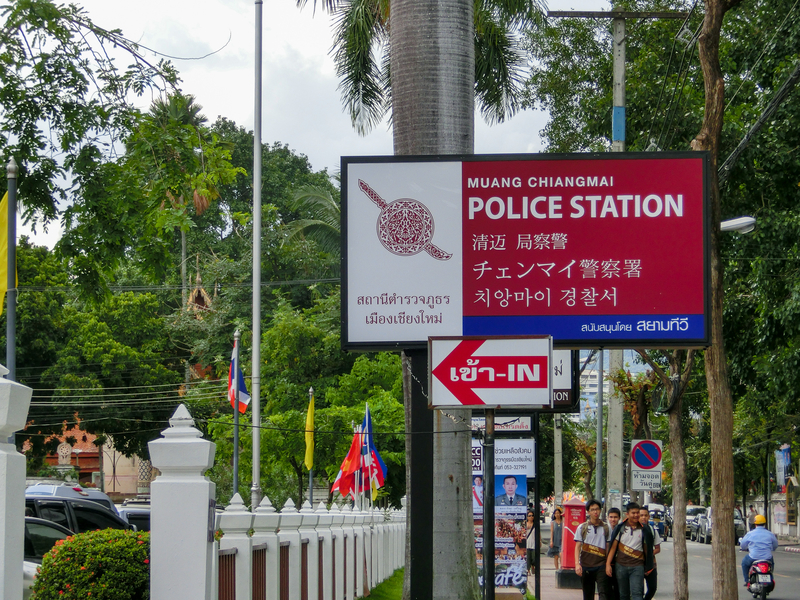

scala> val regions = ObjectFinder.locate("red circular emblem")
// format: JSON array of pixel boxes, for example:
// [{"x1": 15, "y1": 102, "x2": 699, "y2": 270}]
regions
[{"x1": 359, "y1": 180, "x2": 452, "y2": 261}]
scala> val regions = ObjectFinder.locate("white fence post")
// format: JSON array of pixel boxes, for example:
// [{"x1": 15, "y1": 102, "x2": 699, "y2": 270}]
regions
[
  {"x1": 354, "y1": 508, "x2": 368, "y2": 595},
  {"x1": 315, "y1": 502, "x2": 334, "y2": 600},
  {"x1": 219, "y1": 493, "x2": 255, "y2": 600},
  {"x1": 329, "y1": 502, "x2": 346, "y2": 600},
  {"x1": 299, "y1": 501, "x2": 320, "y2": 600},
  {"x1": 149, "y1": 404, "x2": 216, "y2": 600},
  {"x1": 251, "y1": 496, "x2": 281, "y2": 600},
  {"x1": 0, "y1": 373, "x2": 31, "y2": 600},
  {"x1": 278, "y1": 498, "x2": 303, "y2": 599},
  {"x1": 341, "y1": 503, "x2": 356, "y2": 600}
]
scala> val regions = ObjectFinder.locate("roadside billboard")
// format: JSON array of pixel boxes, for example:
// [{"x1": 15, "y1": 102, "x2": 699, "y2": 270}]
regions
[{"x1": 342, "y1": 153, "x2": 710, "y2": 350}]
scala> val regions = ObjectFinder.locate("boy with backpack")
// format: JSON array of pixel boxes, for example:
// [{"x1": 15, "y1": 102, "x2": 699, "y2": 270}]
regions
[{"x1": 574, "y1": 499, "x2": 610, "y2": 600}]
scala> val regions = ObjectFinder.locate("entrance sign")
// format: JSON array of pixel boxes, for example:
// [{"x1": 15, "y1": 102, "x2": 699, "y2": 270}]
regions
[
  {"x1": 342, "y1": 153, "x2": 710, "y2": 350},
  {"x1": 429, "y1": 336, "x2": 552, "y2": 408}
]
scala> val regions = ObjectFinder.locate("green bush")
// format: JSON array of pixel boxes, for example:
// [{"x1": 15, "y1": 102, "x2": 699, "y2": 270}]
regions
[{"x1": 32, "y1": 529, "x2": 149, "y2": 600}]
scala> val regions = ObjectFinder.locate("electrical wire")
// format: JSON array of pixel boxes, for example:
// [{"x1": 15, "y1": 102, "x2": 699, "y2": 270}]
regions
[
  {"x1": 724, "y1": 0, "x2": 800, "y2": 112},
  {"x1": 645, "y1": 1, "x2": 699, "y2": 146}
]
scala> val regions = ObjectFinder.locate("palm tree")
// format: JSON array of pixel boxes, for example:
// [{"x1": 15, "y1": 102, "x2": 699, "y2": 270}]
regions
[
  {"x1": 299, "y1": 0, "x2": 544, "y2": 135},
  {"x1": 282, "y1": 185, "x2": 341, "y2": 256}
]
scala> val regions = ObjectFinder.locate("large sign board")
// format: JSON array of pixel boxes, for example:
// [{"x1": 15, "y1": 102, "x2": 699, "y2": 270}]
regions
[
  {"x1": 429, "y1": 336, "x2": 552, "y2": 408},
  {"x1": 342, "y1": 153, "x2": 710, "y2": 350}
]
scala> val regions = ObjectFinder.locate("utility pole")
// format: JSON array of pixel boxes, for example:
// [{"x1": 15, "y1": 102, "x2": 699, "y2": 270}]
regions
[{"x1": 547, "y1": 6, "x2": 688, "y2": 512}]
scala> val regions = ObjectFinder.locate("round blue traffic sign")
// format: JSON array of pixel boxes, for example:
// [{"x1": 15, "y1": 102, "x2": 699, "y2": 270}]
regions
[{"x1": 631, "y1": 440, "x2": 662, "y2": 469}]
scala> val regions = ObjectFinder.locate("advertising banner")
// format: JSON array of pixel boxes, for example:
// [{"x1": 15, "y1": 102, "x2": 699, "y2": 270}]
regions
[
  {"x1": 472, "y1": 439, "x2": 534, "y2": 591},
  {"x1": 342, "y1": 153, "x2": 710, "y2": 349},
  {"x1": 776, "y1": 444, "x2": 791, "y2": 493}
]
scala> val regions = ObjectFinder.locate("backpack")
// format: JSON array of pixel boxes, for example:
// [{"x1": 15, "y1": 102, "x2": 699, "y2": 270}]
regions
[{"x1": 580, "y1": 520, "x2": 609, "y2": 540}]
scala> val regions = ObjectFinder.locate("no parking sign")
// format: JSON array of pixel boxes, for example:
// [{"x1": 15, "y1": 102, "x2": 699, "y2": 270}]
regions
[{"x1": 631, "y1": 439, "x2": 662, "y2": 491}]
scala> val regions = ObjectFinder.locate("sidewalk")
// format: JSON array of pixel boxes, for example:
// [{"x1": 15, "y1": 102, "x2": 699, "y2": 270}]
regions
[{"x1": 527, "y1": 562, "x2": 583, "y2": 600}]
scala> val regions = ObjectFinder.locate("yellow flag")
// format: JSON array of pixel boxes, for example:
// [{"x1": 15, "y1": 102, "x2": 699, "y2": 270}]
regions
[
  {"x1": 304, "y1": 394, "x2": 314, "y2": 470},
  {"x1": 0, "y1": 192, "x2": 16, "y2": 313}
]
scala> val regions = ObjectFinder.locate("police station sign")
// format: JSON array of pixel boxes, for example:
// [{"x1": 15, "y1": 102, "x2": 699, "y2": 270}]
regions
[{"x1": 342, "y1": 153, "x2": 710, "y2": 350}]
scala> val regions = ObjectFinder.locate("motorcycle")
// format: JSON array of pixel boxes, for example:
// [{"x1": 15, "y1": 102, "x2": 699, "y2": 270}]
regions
[{"x1": 746, "y1": 559, "x2": 775, "y2": 600}]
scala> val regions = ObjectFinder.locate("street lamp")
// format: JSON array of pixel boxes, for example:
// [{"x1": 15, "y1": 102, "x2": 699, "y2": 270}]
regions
[{"x1": 720, "y1": 216, "x2": 756, "y2": 233}]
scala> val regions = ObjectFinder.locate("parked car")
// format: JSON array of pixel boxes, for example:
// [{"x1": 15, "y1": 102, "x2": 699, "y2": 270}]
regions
[
  {"x1": 117, "y1": 498, "x2": 151, "y2": 532},
  {"x1": 26, "y1": 484, "x2": 118, "y2": 515},
  {"x1": 23, "y1": 516, "x2": 75, "y2": 600},
  {"x1": 686, "y1": 506, "x2": 707, "y2": 539},
  {"x1": 695, "y1": 506, "x2": 746, "y2": 544},
  {"x1": 25, "y1": 495, "x2": 133, "y2": 534}
]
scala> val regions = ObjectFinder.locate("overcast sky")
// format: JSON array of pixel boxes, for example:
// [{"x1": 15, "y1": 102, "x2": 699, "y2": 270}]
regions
[{"x1": 25, "y1": 0, "x2": 608, "y2": 246}]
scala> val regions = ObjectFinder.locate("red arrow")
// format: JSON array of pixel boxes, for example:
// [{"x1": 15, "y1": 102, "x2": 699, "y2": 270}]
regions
[{"x1": 432, "y1": 340, "x2": 549, "y2": 406}]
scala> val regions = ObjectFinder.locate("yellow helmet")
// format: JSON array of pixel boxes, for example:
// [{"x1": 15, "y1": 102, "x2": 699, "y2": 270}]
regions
[{"x1": 755, "y1": 514, "x2": 767, "y2": 525}]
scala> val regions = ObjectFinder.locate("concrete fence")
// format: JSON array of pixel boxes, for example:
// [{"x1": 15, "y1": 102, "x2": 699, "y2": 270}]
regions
[
  {"x1": 148, "y1": 404, "x2": 406, "y2": 600},
  {"x1": 215, "y1": 493, "x2": 406, "y2": 600}
]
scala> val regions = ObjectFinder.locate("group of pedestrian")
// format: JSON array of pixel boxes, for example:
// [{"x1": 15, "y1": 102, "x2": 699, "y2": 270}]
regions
[{"x1": 574, "y1": 500, "x2": 662, "y2": 600}]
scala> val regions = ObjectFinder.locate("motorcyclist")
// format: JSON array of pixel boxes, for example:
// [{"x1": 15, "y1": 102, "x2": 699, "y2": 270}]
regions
[{"x1": 740, "y1": 514, "x2": 778, "y2": 587}]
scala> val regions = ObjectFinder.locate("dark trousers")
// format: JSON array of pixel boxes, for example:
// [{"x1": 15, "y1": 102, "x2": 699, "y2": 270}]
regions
[
  {"x1": 643, "y1": 567, "x2": 657, "y2": 600},
  {"x1": 581, "y1": 567, "x2": 608, "y2": 600},
  {"x1": 608, "y1": 565, "x2": 620, "y2": 600}
]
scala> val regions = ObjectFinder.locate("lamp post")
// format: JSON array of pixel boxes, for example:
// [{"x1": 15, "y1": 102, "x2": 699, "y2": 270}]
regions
[{"x1": 720, "y1": 216, "x2": 756, "y2": 233}]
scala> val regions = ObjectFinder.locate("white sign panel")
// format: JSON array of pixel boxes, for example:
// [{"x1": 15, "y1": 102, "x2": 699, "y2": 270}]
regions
[
  {"x1": 472, "y1": 439, "x2": 536, "y2": 477},
  {"x1": 632, "y1": 470, "x2": 662, "y2": 491},
  {"x1": 430, "y1": 336, "x2": 552, "y2": 408},
  {"x1": 471, "y1": 417, "x2": 532, "y2": 432}
]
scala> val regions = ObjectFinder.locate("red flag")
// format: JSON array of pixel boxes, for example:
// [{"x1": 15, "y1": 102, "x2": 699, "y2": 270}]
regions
[{"x1": 331, "y1": 428, "x2": 363, "y2": 498}]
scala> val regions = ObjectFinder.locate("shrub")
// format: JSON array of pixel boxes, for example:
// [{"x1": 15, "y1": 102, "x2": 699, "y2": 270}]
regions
[{"x1": 32, "y1": 529, "x2": 150, "y2": 600}]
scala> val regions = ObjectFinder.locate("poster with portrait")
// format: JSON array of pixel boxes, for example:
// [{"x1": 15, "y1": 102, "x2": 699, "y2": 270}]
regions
[{"x1": 472, "y1": 439, "x2": 534, "y2": 591}]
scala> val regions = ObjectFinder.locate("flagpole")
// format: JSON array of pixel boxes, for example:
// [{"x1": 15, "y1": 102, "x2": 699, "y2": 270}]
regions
[
  {"x1": 233, "y1": 330, "x2": 240, "y2": 496},
  {"x1": 308, "y1": 386, "x2": 314, "y2": 506},
  {"x1": 250, "y1": 0, "x2": 264, "y2": 511},
  {"x1": 6, "y1": 157, "x2": 16, "y2": 445}
]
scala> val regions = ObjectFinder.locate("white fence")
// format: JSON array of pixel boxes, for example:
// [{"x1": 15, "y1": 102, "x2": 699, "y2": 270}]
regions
[
  {"x1": 148, "y1": 404, "x2": 406, "y2": 600},
  {"x1": 215, "y1": 493, "x2": 406, "y2": 600}
]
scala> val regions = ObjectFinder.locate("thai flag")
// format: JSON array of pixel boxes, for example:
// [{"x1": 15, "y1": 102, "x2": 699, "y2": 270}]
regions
[{"x1": 228, "y1": 342, "x2": 251, "y2": 414}]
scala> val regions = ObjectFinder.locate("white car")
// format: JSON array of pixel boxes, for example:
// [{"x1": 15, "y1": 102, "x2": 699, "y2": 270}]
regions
[{"x1": 23, "y1": 517, "x2": 75, "y2": 599}]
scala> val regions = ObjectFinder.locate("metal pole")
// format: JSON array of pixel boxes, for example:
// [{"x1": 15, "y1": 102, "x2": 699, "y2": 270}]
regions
[
  {"x1": 533, "y1": 413, "x2": 541, "y2": 600},
  {"x1": 554, "y1": 415, "x2": 563, "y2": 507},
  {"x1": 233, "y1": 330, "x2": 241, "y2": 496},
  {"x1": 607, "y1": 7, "x2": 627, "y2": 513},
  {"x1": 595, "y1": 350, "x2": 604, "y2": 502},
  {"x1": 251, "y1": 0, "x2": 263, "y2": 510},
  {"x1": 6, "y1": 157, "x2": 17, "y2": 384},
  {"x1": 483, "y1": 410, "x2": 495, "y2": 600},
  {"x1": 308, "y1": 386, "x2": 314, "y2": 507},
  {"x1": 6, "y1": 158, "x2": 16, "y2": 446}
]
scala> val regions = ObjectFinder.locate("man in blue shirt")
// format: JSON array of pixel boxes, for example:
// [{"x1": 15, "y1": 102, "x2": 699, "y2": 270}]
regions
[{"x1": 740, "y1": 514, "x2": 779, "y2": 586}]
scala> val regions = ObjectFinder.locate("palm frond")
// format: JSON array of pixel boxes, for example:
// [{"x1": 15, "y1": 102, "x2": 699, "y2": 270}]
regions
[
  {"x1": 283, "y1": 185, "x2": 341, "y2": 255},
  {"x1": 474, "y1": 0, "x2": 526, "y2": 124},
  {"x1": 332, "y1": 0, "x2": 391, "y2": 135}
]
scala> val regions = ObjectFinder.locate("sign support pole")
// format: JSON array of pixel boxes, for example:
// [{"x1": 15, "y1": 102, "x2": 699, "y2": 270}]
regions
[
  {"x1": 595, "y1": 350, "x2": 604, "y2": 503},
  {"x1": 533, "y1": 413, "x2": 541, "y2": 600},
  {"x1": 483, "y1": 409, "x2": 495, "y2": 600}
]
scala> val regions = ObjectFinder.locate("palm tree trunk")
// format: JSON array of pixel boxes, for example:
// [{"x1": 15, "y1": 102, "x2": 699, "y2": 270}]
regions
[{"x1": 391, "y1": 0, "x2": 478, "y2": 598}]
